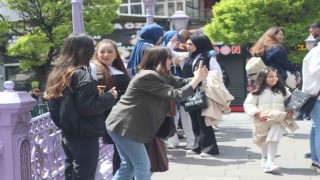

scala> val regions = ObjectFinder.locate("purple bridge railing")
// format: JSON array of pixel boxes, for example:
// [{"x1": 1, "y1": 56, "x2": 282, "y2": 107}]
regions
[{"x1": 0, "y1": 81, "x2": 114, "y2": 180}]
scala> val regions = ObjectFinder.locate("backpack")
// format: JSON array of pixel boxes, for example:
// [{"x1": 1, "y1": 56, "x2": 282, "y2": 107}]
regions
[
  {"x1": 47, "y1": 98, "x2": 62, "y2": 128},
  {"x1": 221, "y1": 65, "x2": 230, "y2": 87}
]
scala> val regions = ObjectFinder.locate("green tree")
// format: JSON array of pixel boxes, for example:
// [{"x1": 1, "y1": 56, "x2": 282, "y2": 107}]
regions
[
  {"x1": 1, "y1": 0, "x2": 120, "y2": 87},
  {"x1": 0, "y1": 18, "x2": 10, "y2": 53},
  {"x1": 204, "y1": 0, "x2": 320, "y2": 63}
]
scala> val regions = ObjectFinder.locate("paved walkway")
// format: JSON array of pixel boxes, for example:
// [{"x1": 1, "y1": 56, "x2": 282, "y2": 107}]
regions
[{"x1": 152, "y1": 112, "x2": 319, "y2": 180}]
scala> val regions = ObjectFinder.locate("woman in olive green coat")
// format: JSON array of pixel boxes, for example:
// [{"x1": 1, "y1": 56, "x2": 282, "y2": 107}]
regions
[{"x1": 106, "y1": 46, "x2": 208, "y2": 180}]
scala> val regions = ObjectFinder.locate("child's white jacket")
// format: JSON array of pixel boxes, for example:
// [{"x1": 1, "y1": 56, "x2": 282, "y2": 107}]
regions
[{"x1": 243, "y1": 88, "x2": 298, "y2": 146}]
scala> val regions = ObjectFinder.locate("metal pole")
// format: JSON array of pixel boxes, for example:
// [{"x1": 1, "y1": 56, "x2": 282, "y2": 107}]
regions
[
  {"x1": 143, "y1": 0, "x2": 156, "y2": 25},
  {"x1": 145, "y1": 5, "x2": 154, "y2": 25},
  {"x1": 71, "y1": 0, "x2": 85, "y2": 34}
]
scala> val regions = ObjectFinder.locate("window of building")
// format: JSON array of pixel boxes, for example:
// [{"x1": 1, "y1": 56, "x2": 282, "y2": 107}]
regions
[
  {"x1": 119, "y1": 0, "x2": 185, "y2": 17},
  {"x1": 131, "y1": 4, "x2": 142, "y2": 14},
  {"x1": 168, "y1": 2, "x2": 175, "y2": 16},
  {"x1": 154, "y1": 3, "x2": 165, "y2": 16},
  {"x1": 185, "y1": 0, "x2": 212, "y2": 20},
  {"x1": 119, "y1": 6, "x2": 128, "y2": 14}
]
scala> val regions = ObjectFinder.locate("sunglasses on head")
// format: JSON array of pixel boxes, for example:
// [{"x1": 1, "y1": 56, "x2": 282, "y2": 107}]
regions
[{"x1": 263, "y1": 67, "x2": 277, "y2": 73}]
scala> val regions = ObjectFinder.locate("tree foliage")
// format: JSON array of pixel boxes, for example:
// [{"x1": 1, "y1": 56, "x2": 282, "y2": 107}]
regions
[
  {"x1": 1, "y1": 0, "x2": 121, "y2": 87},
  {"x1": 204, "y1": 0, "x2": 320, "y2": 63},
  {"x1": 0, "y1": 18, "x2": 10, "y2": 53}
]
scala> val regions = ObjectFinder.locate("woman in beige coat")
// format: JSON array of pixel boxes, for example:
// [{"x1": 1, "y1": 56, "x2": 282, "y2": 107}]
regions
[{"x1": 244, "y1": 67, "x2": 294, "y2": 173}]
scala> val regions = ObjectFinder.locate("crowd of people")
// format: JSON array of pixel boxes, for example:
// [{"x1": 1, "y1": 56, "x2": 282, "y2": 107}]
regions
[{"x1": 38, "y1": 22, "x2": 320, "y2": 179}]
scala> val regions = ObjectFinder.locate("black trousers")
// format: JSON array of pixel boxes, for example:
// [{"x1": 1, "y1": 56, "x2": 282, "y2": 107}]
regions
[
  {"x1": 189, "y1": 110, "x2": 219, "y2": 155},
  {"x1": 61, "y1": 132, "x2": 99, "y2": 180}
]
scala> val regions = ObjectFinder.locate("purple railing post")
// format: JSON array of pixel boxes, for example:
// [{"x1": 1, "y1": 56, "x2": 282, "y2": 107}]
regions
[
  {"x1": 0, "y1": 81, "x2": 36, "y2": 180},
  {"x1": 71, "y1": 0, "x2": 85, "y2": 34},
  {"x1": 142, "y1": 0, "x2": 157, "y2": 25}
]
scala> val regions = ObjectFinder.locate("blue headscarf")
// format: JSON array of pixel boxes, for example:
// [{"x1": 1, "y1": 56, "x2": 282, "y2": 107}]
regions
[
  {"x1": 127, "y1": 24, "x2": 164, "y2": 76},
  {"x1": 162, "y1": 30, "x2": 182, "y2": 46}
]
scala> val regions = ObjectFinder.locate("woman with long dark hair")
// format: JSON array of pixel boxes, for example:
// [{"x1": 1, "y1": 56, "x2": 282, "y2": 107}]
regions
[
  {"x1": 106, "y1": 46, "x2": 208, "y2": 179},
  {"x1": 44, "y1": 34, "x2": 117, "y2": 180}
]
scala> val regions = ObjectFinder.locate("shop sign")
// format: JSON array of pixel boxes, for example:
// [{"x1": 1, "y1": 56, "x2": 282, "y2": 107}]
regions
[
  {"x1": 114, "y1": 22, "x2": 147, "y2": 30},
  {"x1": 295, "y1": 43, "x2": 308, "y2": 51},
  {"x1": 101, "y1": 21, "x2": 168, "y2": 58},
  {"x1": 213, "y1": 45, "x2": 241, "y2": 55}
]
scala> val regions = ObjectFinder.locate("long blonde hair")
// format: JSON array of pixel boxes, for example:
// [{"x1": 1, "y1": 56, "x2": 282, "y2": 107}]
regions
[
  {"x1": 251, "y1": 26, "x2": 284, "y2": 57},
  {"x1": 92, "y1": 39, "x2": 130, "y2": 89},
  {"x1": 44, "y1": 34, "x2": 95, "y2": 99}
]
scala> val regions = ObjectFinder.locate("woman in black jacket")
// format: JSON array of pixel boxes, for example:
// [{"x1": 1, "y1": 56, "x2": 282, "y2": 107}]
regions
[{"x1": 44, "y1": 34, "x2": 117, "y2": 180}]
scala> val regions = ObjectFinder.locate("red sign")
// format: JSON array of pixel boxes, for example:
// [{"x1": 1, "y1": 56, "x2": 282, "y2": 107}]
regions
[{"x1": 213, "y1": 45, "x2": 241, "y2": 55}]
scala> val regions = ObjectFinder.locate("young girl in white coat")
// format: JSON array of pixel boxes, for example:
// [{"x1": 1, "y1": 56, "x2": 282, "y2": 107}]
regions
[{"x1": 244, "y1": 67, "x2": 293, "y2": 173}]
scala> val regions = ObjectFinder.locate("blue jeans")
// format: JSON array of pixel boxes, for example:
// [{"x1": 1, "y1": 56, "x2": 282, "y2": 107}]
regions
[
  {"x1": 310, "y1": 100, "x2": 320, "y2": 164},
  {"x1": 107, "y1": 130, "x2": 151, "y2": 180}
]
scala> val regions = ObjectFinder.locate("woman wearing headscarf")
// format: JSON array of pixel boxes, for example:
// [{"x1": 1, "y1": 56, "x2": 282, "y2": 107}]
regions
[
  {"x1": 162, "y1": 30, "x2": 181, "y2": 46},
  {"x1": 180, "y1": 35, "x2": 221, "y2": 157},
  {"x1": 162, "y1": 30, "x2": 195, "y2": 150},
  {"x1": 127, "y1": 24, "x2": 164, "y2": 77}
]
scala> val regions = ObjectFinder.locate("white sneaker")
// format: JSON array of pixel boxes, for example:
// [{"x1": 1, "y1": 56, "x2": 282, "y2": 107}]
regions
[
  {"x1": 310, "y1": 162, "x2": 320, "y2": 171},
  {"x1": 167, "y1": 144, "x2": 176, "y2": 149},
  {"x1": 167, "y1": 154, "x2": 174, "y2": 160},
  {"x1": 185, "y1": 145, "x2": 193, "y2": 150},
  {"x1": 200, "y1": 153, "x2": 214, "y2": 158},
  {"x1": 186, "y1": 150, "x2": 198, "y2": 155},
  {"x1": 264, "y1": 163, "x2": 280, "y2": 173},
  {"x1": 261, "y1": 158, "x2": 267, "y2": 168}
]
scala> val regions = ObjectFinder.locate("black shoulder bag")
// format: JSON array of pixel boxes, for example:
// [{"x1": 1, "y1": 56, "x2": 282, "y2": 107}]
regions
[
  {"x1": 285, "y1": 89, "x2": 320, "y2": 114},
  {"x1": 183, "y1": 86, "x2": 208, "y2": 112}
]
